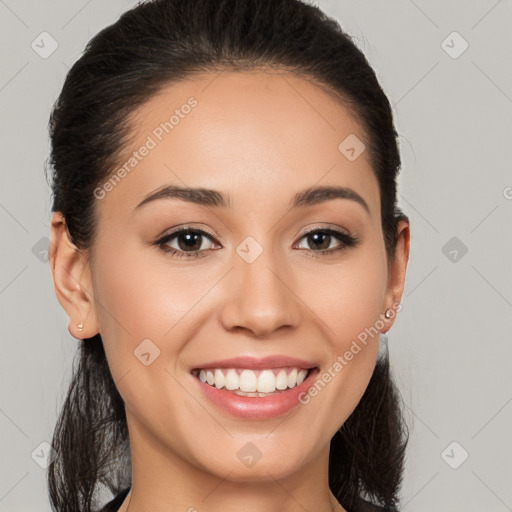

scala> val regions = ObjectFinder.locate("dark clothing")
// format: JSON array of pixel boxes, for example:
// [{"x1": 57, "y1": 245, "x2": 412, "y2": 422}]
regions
[
  {"x1": 99, "y1": 487, "x2": 398, "y2": 512},
  {"x1": 99, "y1": 488, "x2": 129, "y2": 512}
]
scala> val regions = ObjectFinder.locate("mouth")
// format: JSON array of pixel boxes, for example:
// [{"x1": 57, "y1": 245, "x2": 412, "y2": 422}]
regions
[
  {"x1": 190, "y1": 366, "x2": 316, "y2": 396},
  {"x1": 190, "y1": 365, "x2": 320, "y2": 420}
]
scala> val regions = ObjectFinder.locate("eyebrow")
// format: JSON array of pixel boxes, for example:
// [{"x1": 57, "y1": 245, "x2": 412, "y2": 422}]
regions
[{"x1": 134, "y1": 184, "x2": 370, "y2": 215}]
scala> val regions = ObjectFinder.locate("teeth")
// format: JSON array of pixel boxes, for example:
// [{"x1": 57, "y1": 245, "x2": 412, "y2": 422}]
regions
[
  {"x1": 240, "y1": 369, "x2": 257, "y2": 392},
  {"x1": 214, "y1": 369, "x2": 225, "y2": 389},
  {"x1": 233, "y1": 390, "x2": 281, "y2": 397},
  {"x1": 275, "y1": 369, "x2": 289, "y2": 390},
  {"x1": 195, "y1": 367, "x2": 310, "y2": 393},
  {"x1": 257, "y1": 369, "x2": 275, "y2": 393},
  {"x1": 287, "y1": 368, "x2": 298, "y2": 388},
  {"x1": 225, "y1": 369, "x2": 239, "y2": 390}
]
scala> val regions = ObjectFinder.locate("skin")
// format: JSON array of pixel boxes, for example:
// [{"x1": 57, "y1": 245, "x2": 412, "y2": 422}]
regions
[{"x1": 49, "y1": 69, "x2": 410, "y2": 512}]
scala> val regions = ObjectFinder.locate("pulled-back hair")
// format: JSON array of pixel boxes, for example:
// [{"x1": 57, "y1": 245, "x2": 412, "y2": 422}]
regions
[{"x1": 46, "y1": 1, "x2": 409, "y2": 510}]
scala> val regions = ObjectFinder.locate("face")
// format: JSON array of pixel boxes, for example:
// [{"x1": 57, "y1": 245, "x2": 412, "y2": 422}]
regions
[{"x1": 51, "y1": 69, "x2": 409, "y2": 490}]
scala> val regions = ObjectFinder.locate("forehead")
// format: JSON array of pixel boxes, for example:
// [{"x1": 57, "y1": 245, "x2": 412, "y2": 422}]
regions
[{"x1": 96, "y1": 69, "x2": 380, "y2": 220}]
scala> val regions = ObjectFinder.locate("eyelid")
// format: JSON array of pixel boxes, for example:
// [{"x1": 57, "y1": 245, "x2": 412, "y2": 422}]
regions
[
  {"x1": 297, "y1": 223, "x2": 354, "y2": 239},
  {"x1": 157, "y1": 224, "x2": 218, "y2": 241}
]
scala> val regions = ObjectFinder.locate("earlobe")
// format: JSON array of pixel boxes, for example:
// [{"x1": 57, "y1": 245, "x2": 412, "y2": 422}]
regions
[{"x1": 48, "y1": 212, "x2": 100, "y2": 340}]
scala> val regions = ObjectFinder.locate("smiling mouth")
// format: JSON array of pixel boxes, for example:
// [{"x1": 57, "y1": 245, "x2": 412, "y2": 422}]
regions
[{"x1": 191, "y1": 367, "x2": 316, "y2": 396}]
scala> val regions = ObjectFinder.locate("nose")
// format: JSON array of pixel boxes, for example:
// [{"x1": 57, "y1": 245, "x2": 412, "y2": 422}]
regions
[{"x1": 218, "y1": 245, "x2": 301, "y2": 338}]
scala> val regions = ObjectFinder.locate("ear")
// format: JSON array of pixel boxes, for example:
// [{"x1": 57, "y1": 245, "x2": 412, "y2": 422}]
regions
[
  {"x1": 48, "y1": 212, "x2": 100, "y2": 340},
  {"x1": 382, "y1": 217, "x2": 410, "y2": 333}
]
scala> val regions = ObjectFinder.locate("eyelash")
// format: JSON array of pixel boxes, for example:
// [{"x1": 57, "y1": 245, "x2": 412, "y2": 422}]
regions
[{"x1": 155, "y1": 226, "x2": 360, "y2": 259}]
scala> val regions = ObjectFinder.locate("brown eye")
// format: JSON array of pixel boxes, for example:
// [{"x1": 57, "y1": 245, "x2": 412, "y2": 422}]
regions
[
  {"x1": 294, "y1": 228, "x2": 359, "y2": 255},
  {"x1": 156, "y1": 228, "x2": 218, "y2": 259}
]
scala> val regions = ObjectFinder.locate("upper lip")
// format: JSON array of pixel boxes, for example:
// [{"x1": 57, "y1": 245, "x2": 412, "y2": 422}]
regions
[{"x1": 190, "y1": 355, "x2": 318, "y2": 371}]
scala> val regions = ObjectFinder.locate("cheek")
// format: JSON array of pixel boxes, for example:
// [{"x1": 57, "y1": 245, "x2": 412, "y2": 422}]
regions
[
  {"x1": 91, "y1": 240, "x2": 187, "y2": 339},
  {"x1": 304, "y1": 247, "x2": 388, "y2": 350},
  {"x1": 301, "y1": 245, "x2": 387, "y2": 421},
  {"x1": 89, "y1": 244, "x2": 186, "y2": 418},
  {"x1": 88, "y1": 240, "x2": 173, "y2": 392},
  {"x1": 90, "y1": 238, "x2": 218, "y2": 389}
]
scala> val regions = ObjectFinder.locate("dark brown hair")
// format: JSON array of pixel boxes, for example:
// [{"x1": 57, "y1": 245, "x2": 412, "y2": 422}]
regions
[{"x1": 46, "y1": 1, "x2": 409, "y2": 511}]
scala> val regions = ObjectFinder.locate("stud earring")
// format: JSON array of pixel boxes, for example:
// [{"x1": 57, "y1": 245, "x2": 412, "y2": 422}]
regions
[
  {"x1": 384, "y1": 309, "x2": 392, "y2": 319},
  {"x1": 77, "y1": 323, "x2": 84, "y2": 332}
]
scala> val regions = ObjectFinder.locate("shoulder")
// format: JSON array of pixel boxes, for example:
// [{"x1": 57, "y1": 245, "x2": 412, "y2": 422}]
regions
[{"x1": 98, "y1": 487, "x2": 130, "y2": 512}]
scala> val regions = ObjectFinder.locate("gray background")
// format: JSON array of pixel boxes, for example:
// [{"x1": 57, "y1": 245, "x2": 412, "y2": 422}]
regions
[{"x1": 1, "y1": 0, "x2": 511, "y2": 511}]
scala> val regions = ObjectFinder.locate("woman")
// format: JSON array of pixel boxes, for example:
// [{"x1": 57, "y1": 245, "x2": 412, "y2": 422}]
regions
[{"x1": 46, "y1": 0, "x2": 411, "y2": 511}]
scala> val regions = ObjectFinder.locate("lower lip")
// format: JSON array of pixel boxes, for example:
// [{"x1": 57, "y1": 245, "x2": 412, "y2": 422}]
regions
[{"x1": 192, "y1": 368, "x2": 319, "y2": 420}]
